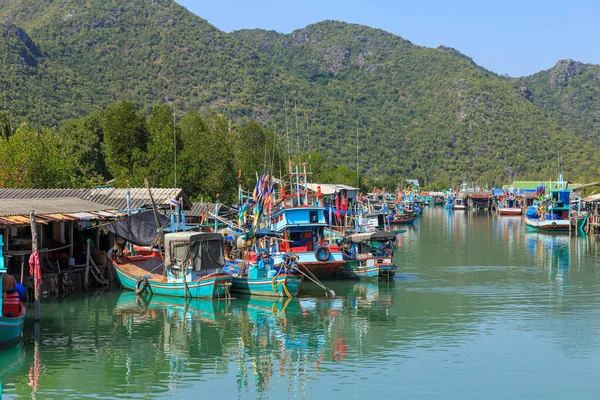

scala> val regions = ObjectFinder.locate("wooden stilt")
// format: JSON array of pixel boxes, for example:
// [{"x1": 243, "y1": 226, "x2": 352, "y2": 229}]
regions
[
  {"x1": 84, "y1": 239, "x2": 90, "y2": 289},
  {"x1": 30, "y1": 211, "x2": 40, "y2": 323}
]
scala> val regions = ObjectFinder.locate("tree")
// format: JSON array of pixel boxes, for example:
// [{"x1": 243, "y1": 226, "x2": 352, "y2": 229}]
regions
[
  {"x1": 178, "y1": 111, "x2": 237, "y2": 202},
  {"x1": 58, "y1": 111, "x2": 107, "y2": 180},
  {"x1": 101, "y1": 101, "x2": 149, "y2": 186},
  {"x1": 0, "y1": 122, "x2": 76, "y2": 188},
  {"x1": 145, "y1": 105, "x2": 178, "y2": 188}
]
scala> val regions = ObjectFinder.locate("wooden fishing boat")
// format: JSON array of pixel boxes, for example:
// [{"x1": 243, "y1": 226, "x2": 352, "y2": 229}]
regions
[
  {"x1": 270, "y1": 205, "x2": 346, "y2": 279},
  {"x1": 339, "y1": 231, "x2": 398, "y2": 279},
  {"x1": 523, "y1": 174, "x2": 587, "y2": 232},
  {"x1": 224, "y1": 253, "x2": 303, "y2": 297},
  {"x1": 498, "y1": 207, "x2": 523, "y2": 216},
  {"x1": 389, "y1": 211, "x2": 416, "y2": 224},
  {"x1": 110, "y1": 231, "x2": 233, "y2": 299},
  {"x1": 497, "y1": 190, "x2": 523, "y2": 215},
  {"x1": 1, "y1": 235, "x2": 25, "y2": 347},
  {"x1": 453, "y1": 198, "x2": 467, "y2": 210}
]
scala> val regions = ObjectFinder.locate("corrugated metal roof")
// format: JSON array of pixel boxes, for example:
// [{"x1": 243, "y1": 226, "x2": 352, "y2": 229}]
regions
[
  {"x1": 0, "y1": 187, "x2": 190, "y2": 209},
  {"x1": 0, "y1": 198, "x2": 114, "y2": 217},
  {"x1": 188, "y1": 202, "x2": 218, "y2": 217},
  {"x1": 305, "y1": 183, "x2": 360, "y2": 195},
  {"x1": 583, "y1": 193, "x2": 600, "y2": 203}
]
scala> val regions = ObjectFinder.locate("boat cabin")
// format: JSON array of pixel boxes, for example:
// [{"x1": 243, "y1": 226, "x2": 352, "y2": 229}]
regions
[
  {"x1": 164, "y1": 231, "x2": 225, "y2": 281},
  {"x1": 270, "y1": 207, "x2": 328, "y2": 253}
]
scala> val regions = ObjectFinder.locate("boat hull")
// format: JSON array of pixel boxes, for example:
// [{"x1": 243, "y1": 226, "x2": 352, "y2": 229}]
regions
[
  {"x1": 498, "y1": 208, "x2": 522, "y2": 216},
  {"x1": 113, "y1": 264, "x2": 232, "y2": 299},
  {"x1": 524, "y1": 217, "x2": 570, "y2": 231},
  {"x1": 339, "y1": 259, "x2": 397, "y2": 279},
  {"x1": 231, "y1": 275, "x2": 303, "y2": 297},
  {"x1": 0, "y1": 303, "x2": 26, "y2": 346}
]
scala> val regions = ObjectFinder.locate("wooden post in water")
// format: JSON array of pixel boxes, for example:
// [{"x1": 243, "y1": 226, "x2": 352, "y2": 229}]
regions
[
  {"x1": 84, "y1": 238, "x2": 90, "y2": 289},
  {"x1": 30, "y1": 211, "x2": 40, "y2": 322}
]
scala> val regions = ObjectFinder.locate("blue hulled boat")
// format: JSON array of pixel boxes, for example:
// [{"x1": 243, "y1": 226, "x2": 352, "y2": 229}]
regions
[
  {"x1": 0, "y1": 235, "x2": 26, "y2": 347},
  {"x1": 224, "y1": 252, "x2": 303, "y2": 297},
  {"x1": 339, "y1": 231, "x2": 398, "y2": 279},
  {"x1": 110, "y1": 231, "x2": 232, "y2": 299}
]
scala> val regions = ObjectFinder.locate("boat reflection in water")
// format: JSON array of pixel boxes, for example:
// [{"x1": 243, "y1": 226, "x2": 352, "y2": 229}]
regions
[
  {"x1": 0, "y1": 341, "x2": 25, "y2": 398},
  {"x1": 110, "y1": 280, "x2": 397, "y2": 395},
  {"x1": 525, "y1": 231, "x2": 572, "y2": 284}
]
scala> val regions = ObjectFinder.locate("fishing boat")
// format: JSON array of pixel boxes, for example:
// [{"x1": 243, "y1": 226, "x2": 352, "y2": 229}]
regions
[
  {"x1": 265, "y1": 165, "x2": 346, "y2": 279},
  {"x1": 453, "y1": 197, "x2": 467, "y2": 210},
  {"x1": 524, "y1": 174, "x2": 587, "y2": 232},
  {"x1": 390, "y1": 213, "x2": 416, "y2": 224},
  {"x1": 431, "y1": 192, "x2": 445, "y2": 206},
  {"x1": 110, "y1": 230, "x2": 233, "y2": 299},
  {"x1": 339, "y1": 231, "x2": 398, "y2": 279},
  {"x1": 497, "y1": 188, "x2": 523, "y2": 215},
  {"x1": 270, "y1": 205, "x2": 346, "y2": 279},
  {"x1": 0, "y1": 235, "x2": 26, "y2": 347},
  {"x1": 224, "y1": 251, "x2": 303, "y2": 297}
]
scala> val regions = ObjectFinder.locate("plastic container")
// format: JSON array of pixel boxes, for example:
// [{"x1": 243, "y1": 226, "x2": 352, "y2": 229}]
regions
[
  {"x1": 545, "y1": 214, "x2": 551, "y2": 220},
  {"x1": 68, "y1": 258, "x2": 75, "y2": 266},
  {"x1": 559, "y1": 191, "x2": 570, "y2": 204},
  {"x1": 267, "y1": 270, "x2": 277, "y2": 278}
]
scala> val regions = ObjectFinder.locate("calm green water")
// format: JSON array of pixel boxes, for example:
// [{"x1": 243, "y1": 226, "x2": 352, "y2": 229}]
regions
[{"x1": 3, "y1": 207, "x2": 600, "y2": 399}]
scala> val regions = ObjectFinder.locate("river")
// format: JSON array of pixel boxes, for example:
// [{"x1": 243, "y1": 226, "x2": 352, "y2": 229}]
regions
[{"x1": 2, "y1": 206, "x2": 600, "y2": 399}]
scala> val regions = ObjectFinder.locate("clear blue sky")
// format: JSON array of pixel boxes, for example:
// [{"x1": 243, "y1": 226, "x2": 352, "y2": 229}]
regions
[{"x1": 175, "y1": 0, "x2": 599, "y2": 77}]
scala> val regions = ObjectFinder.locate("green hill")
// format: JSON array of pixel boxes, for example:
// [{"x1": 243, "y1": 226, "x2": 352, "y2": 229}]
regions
[
  {"x1": 0, "y1": 0, "x2": 598, "y2": 185},
  {"x1": 521, "y1": 59, "x2": 600, "y2": 144}
]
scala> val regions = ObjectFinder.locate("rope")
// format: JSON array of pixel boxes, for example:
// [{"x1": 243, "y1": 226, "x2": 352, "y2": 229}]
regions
[
  {"x1": 271, "y1": 269, "x2": 292, "y2": 299},
  {"x1": 294, "y1": 260, "x2": 334, "y2": 297}
]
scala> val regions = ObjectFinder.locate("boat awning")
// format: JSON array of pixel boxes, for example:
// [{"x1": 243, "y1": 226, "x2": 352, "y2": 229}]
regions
[
  {"x1": 583, "y1": 193, "x2": 600, "y2": 203},
  {"x1": 346, "y1": 231, "x2": 396, "y2": 243}
]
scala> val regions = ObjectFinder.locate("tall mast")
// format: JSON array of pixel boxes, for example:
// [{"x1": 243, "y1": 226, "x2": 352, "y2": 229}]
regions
[
  {"x1": 356, "y1": 119, "x2": 359, "y2": 189},
  {"x1": 294, "y1": 98, "x2": 300, "y2": 164}
]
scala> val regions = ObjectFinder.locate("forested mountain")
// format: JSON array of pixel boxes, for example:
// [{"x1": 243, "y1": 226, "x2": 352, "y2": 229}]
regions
[
  {"x1": 0, "y1": 0, "x2": 599, "y2": 187},
  {"x1": 522, "y1": 59, "x2": 600, "y2": 144}
]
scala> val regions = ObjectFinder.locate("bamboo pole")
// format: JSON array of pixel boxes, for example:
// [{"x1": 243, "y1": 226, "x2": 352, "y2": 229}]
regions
[
  {"x1": 84, "y1": 239, "x2": 90, "y2": 289},
  {"x1": 30, "y1": 211, "x2": 40, "y2": 322}
]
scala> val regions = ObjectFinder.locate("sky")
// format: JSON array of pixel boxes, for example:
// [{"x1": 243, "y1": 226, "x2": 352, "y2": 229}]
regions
[{"x1": 175, "y1": 0, "x2": 600, "y2": 77}]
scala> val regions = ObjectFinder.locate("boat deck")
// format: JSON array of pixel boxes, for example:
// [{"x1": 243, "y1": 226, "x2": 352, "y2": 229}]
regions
[{"x1": 114, "y1": 252, "x2": 166, "y2": 282}]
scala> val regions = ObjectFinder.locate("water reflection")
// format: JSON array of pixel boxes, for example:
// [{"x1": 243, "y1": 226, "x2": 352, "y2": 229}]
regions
[{"x1": 2, "y1": 209, "x2": 600, "y2": 398}]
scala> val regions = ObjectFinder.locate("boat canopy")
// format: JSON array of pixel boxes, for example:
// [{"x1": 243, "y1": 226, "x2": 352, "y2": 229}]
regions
[
  {"x1": 105, "y1": 211, "x2": 168, "y2": 246},
  {"x1": 165, "y1": 232, "x2": 225, "y2": 271},
  {"x1": 346, "y1": 231, "x2": 396, "y2": 243}
]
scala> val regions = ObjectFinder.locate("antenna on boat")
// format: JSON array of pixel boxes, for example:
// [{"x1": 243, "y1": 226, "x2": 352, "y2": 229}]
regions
[
  {"x1": 356, "y1": 119, "x2": 360, "y2": 189},
  {"x1": 284, "y1": 94, "x2": 291, "y2": 167},
  {"x1": 173, "y1": 103, "x2": 177, "y2": 189},
  {"x1": 306, "y1": 114, "x2": 312, "y2": 174},
  {"x1": 294, "y1": 97, "x2": 301, "y2": 164}
]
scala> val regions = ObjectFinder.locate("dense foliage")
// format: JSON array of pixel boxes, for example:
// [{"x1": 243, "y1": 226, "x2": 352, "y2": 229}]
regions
[{"x1": 0, "y1": 0, "x2": 599, "y2": 188}]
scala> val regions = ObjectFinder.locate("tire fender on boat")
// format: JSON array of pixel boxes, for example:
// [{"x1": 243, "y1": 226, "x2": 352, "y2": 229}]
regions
[
  {"x1": 135, "y1": 276, "x2": 149, "y2": 294},
  {"x1": 551, "y1": 221, "x2": 557, "y2": 228},
  {"x1": 315, "y1": 246, "x2": 331, "y2": 262},
  {"x1": 570, "y1": 217, "x2": 577, "y2": 226}
]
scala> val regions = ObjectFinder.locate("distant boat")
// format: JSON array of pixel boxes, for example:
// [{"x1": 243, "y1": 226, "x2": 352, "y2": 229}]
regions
[
  {"x1": 110, "y1": 231, "x2": 233, "y2": 299},
  {"x1": 523, "y1": 174, "x2": 587, "y2": 232},
  {"x1": 453, "y1": 198, "x2": 467, "y2": 210},
  {"x1": 498, "y1": 207, "x2": 523, "y2": 216},
  {"x1": 338, "y1": 231, "x2": 398, "y2": 279},
  {"x1": 1, "y1": 235, "x2": 25, "y2": 347},
  {"x1": 497, "y1": 188, "x2": 523, "y2": 215}
]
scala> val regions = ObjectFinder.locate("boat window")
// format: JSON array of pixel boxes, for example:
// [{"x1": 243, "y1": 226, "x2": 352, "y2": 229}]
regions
[{"x1": 309, "y1": 210, "x2": 319, "y2": 223}]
